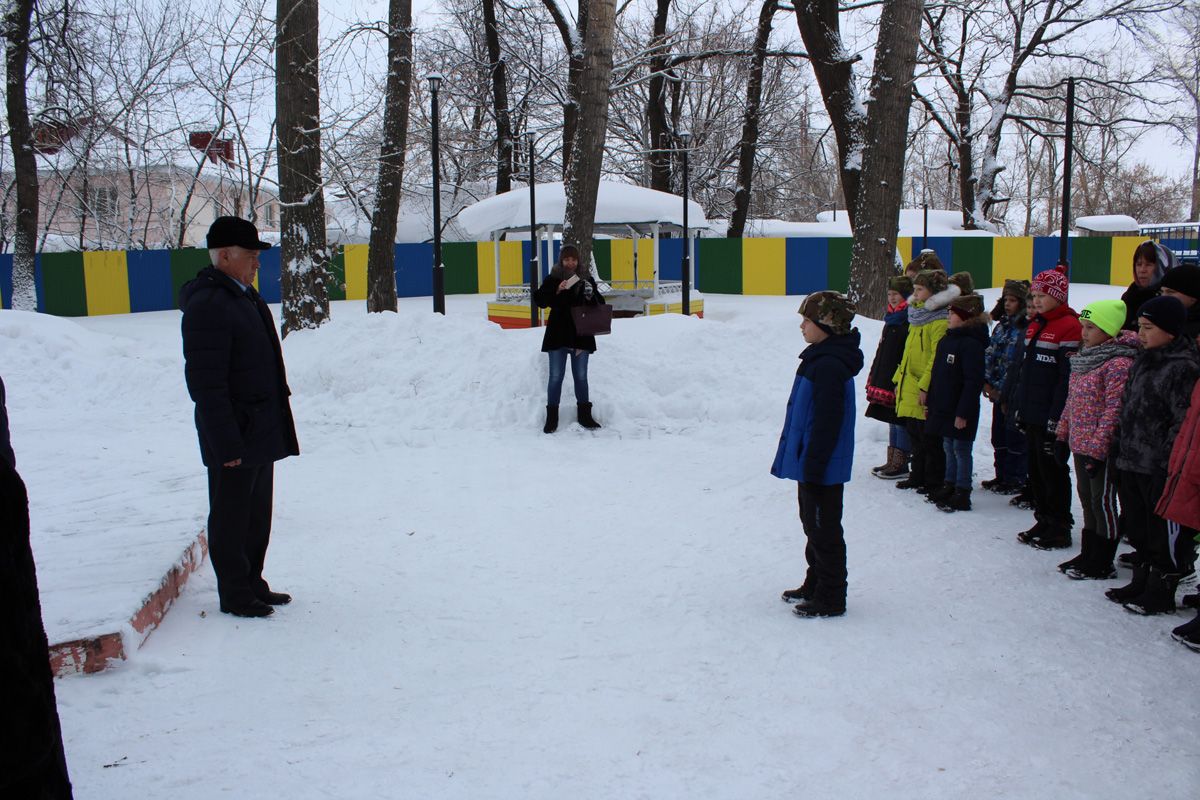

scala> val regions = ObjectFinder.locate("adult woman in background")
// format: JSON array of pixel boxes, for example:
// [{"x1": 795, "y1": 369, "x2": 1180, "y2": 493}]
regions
[
  {"x1": 1120, "y1": 240, "x2": 1175, "y2": 330},
  {"x1": 533, "y1": 245, "x2": 605, "y2": 433}
]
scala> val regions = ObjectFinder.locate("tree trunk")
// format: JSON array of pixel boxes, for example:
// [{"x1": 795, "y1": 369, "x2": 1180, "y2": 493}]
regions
[
  {"x1": 645, "y1": 0, "x2": 672, "y2": 192},
  {"x1": 846, "y1": 0, "x2": 924, "y2": 315},
  {"x1": 793, "y1": 0, "x2": 864, "y2": 227},
  {"x1": 541, "y1": 0, "x2": 587, "y2": 179},
  {"x1": 482, "y1": 0, "x2": 513, "y2": 194},
  {"x1": 276, "y1": 0, "x2": 329, "y2": 336},
  {"x1": 562, "y1": 0, "x2": 615, "y2": 272},
  {"x1": 728, "y1": 0, "x2": 777, "y2": 239},
  {"x1": 5, "y1": 0, "x2": 38, "y2": 311},
  {"x1": 366, "y1": 0, "x2": 412, "y2": 314}
]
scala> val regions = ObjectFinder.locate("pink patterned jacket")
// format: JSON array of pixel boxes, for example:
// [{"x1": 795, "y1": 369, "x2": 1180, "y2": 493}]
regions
[{"x1": 1057, "y1": 331, "x2": 1139, "y2": 461}]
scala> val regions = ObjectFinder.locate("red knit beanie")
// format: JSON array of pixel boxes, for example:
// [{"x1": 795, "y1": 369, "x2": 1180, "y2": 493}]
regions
[{"x1": 1031, "y1": 264, "x2": 1069, "y2": 304}]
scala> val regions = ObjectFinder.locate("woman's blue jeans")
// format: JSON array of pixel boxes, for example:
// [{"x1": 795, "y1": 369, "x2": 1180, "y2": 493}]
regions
[
  {"x1": 889, "y1": 422, "x2": 912, "y2": 453},
  {"x1": 547, "y1": 348, "x2": 589, "y2": 405},
  {"x1": 943, "y1": 437, "x2": 974, "y2": 489}
]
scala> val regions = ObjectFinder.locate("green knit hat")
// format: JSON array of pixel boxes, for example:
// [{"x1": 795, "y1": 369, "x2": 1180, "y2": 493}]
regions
[{"x1": 1079, "y1": 299, "x2": 1127, "y2": 338}]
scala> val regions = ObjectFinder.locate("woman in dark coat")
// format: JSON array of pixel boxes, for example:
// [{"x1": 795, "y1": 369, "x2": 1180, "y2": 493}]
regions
[
  {"x1": 1120, "y1": 240, "x2": 1175, "y2": 330},
  {"x1": 533, "y1": 244, "x2": 606, "y2": 433},
  {"x1": 865, "y1": 275, "x2": 913, "y2": 479}
]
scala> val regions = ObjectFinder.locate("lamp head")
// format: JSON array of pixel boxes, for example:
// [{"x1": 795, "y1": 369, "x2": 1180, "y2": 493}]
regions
[
  {"x1": 679, "y1": 131, "x2": 692, "y2": 148},
  {"x1": 427, "y1": 73, "x2": 443, "y2": 93}
]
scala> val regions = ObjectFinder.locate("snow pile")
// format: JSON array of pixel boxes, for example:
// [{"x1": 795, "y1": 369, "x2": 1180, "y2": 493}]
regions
[{"x1": 4, "y1": 288, "x2": 1196, "y2": 799}]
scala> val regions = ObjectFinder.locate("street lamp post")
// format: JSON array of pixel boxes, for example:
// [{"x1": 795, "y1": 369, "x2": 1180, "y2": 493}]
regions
[
  {"x1": 679, "y1": 131, "x2": 692, "y2": 317},
  {"x1": 428, "y1": 73, "x2": 445, "y2": 314},
  {"x1": 528, "y1": 131, "x2": 539, "y2": 327}
]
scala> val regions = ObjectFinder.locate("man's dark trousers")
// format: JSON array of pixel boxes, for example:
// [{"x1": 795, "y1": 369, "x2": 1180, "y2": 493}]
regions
[
  {"x1": 798, "y1": 482, "x2": 847, "y2": 605},
  {"x1": 207, "y1": 462, "x2": 274, "y2": 606}
]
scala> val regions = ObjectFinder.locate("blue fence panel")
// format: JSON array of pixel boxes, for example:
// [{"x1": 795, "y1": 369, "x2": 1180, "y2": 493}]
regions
[{"x1": 785, "y1": 238, "x2": 829, "y2": 295}]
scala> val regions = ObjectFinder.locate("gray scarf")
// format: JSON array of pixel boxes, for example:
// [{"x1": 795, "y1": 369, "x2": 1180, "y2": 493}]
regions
[{"x1": 1070, "y1": 338, "x2": 1139, "y2": 374}]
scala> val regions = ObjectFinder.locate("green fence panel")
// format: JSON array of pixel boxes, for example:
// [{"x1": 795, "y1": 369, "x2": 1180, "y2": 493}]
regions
[
  {"x1": 698, "y1": 238, "x2": 742, "y2": 293},
  {"x1": 592, "y1": 240, "x2": 612, "y2": 281},
  {"x1": 39, "y1": 252, "x2": 87, "y2": 316},
  {"x1": 1070, "y1": 237, "x2": 1113, "y2": 285},
  {"x1": 826, "y1": 238, "x2": 852, "y2": 292},
  {"x1": 951, "y1": 238, "x2": 993, "y2": 291},
  {"x1": 442, "y1": 241, "x2": 479, "y2": 294},
  {"x1": 170, "y1": 248, "x2": 212, "y2": 304},
  {"x1": 326, "y1": 247, "x2": 347, "y2": 301}
]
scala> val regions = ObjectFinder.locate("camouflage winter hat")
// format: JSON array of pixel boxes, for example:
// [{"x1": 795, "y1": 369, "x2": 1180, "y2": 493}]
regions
[
  {"x1": 949, "y1": 271, "x2": 975, "y2": 295},
  {"x1": 948, "y1": 292, "x2": 986, "y2": 321},
  {"x1": 1002, "y1": 279, "x2": 1030, "y2": 301},
  {"x1": 905, "y1": 250, "x2": 945, "y2": 275},
  {"x1": 799, "y1": 290, "x2": 857, "y2": 335},
  {"x1": 887, "y1": 275, "x2": 914, "y2": 297},
  {"x1": 913, "y1": 268, "x2": 949, "y2": 294}
]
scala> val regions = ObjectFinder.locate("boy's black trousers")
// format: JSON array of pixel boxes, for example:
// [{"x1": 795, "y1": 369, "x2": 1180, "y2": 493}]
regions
[
  {"x1": 1027, "y1": 426, "x2": 1074, "y2": 533},
  {"x1": 797, "y1": 482, "x2": 847, "y2": 605}
]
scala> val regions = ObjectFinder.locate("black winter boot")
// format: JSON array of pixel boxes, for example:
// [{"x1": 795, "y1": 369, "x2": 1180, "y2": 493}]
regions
[
  {"x1": 1030, "y1": 527, "x2": 1073, "y2": 551},
  {"x1": 1058, "y1": 529, "x2": 1094, "y2": 574},
  {"x1": 1182, "y1": 591, "x2": 1200, "y2": 610},
  {"x1": 1123, "y1": 568, "x2": 1181, "y2": 615},
  {"x1": 1066, "y1": 532, "x2": 1119, "y2": 580},
  {"x1": 1171, "y1": 611, "x2": 1200, "y2": 652},
  {"x1": 577, "y1": 402, "x2": 601, "y2": 430},
  {"x1": 792, "y1": 596, "x2": 846, "y2": 618},
  {"x1": 925, "y1": 482, "x2": 955, "y2": 504},
  {"x1": 543, "y1": 405, "x2": 559, "y2": 434},
  {"x1": 937, "y1": 487, "x2": 972, "y2": 512},
  {"x1": 1106, "y1": 561, "x2": 1150, "y2": 603},
  {"x1": 781, "y1": 583, "x2": 814, "y2": 604},
  {"x1": 1017, "y1": 521, "x2": 1046, "y2": 546}
]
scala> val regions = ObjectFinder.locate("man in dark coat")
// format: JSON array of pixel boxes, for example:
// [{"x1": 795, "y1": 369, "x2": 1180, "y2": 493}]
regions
[
  {"x1": 180, "y1": 217, "x2": 300, "y2": 618},
  {"x1": 0, "y1": 377, "x2": 74, "y2": 798}
]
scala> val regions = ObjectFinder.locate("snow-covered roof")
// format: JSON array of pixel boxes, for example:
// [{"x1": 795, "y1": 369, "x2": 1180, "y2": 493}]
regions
[
  {"x1": 1075, "y1": 214, "x2": 1139, "y2": 233},
  {"x1": 702, "y1": 209, "x2": 995, "y2": 239},
  {"x1": 454, "y1": 181, "x2": 707, "y2": 238}
]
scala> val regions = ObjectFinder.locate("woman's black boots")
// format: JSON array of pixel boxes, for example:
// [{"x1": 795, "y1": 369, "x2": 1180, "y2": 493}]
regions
[
  {"x1": 577, "y1": 402, "x2": 601, "y2": 430},
  {"x1": 543, "y1": 405, "x2": 558, "y2": 434}
]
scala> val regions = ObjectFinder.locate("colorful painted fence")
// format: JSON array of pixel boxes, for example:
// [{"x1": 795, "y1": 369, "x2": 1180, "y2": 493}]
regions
[{"x1": 1, "y1": 235, "x2": 1179, "y2": 315}]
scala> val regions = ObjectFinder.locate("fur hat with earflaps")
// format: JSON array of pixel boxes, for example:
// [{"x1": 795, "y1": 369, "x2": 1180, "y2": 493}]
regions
[
  {"x1": 1002, "y1": 279, "x2": 1030, "y2": 301},
  {"x1": 949, "y1": 271, "x2": 975, "y2": 295},
  {"x1": 913, "y1": 269, "x2": 949, "y2": 294},
  {"x1": 948, "y1": 292, "x2": 987, "y2": 324},
  {"x1": 905, "y1": 250, "x2": 945, "y2": 275},
  {"x1": 888, "y1": 275, "x2": 914, "y2": 298},
  {"x1": 799, "y1": 290, "x2": 857, "y2": 335}
]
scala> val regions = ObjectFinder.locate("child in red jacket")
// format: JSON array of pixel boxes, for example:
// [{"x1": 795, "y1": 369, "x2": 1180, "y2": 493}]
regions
[
  {"x1": 1055, "y1": 299, "x2": 1137, "y2": 579},
  {"x1": 1156, "y1": 377, "x2": 1200, "y2": 650}
]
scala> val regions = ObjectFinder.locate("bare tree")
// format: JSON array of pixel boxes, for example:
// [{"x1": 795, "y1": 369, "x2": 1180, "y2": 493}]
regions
[
  {"x1": 1146, "y1": 0, "x2": 1200, "y2": 219},
  {"x1": 481, "y1": 0, "x2": 513, "y2": 193},
  {"x1": 727, "y1": 0, "x2": 777, "y2": 238},
  {"x1": 276, "y1": 0, "x2": 329, "y2": 335},
  {"x1": 562, "y1": 0, "x2": 616, "y2": 269},
  {"x1": 366, "y1": 0, "x2": 412, "y2": 313},
  {"x1": 5, "y1": 0, "x2": 38, "y2": 310},
  {"x1": 847, "y1": 0, "x2": 924, "y2": 312}
]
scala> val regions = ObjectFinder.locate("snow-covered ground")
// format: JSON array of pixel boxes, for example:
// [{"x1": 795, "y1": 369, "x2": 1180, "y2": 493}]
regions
[{"x1": 4, "y1": 286, "x2": 1198, "y2": 798}]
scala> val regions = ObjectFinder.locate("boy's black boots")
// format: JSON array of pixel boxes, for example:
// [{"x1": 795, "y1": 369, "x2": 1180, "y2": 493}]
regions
[
  {"x1": 937, "y1": 487, "x2": 972, "y2": 512},
  {"x1": 1106, "y1": 561, "x2": 1150, "y2": 603},
  {"x1": 1058, "y1": 528, "x2": 1094, "y2": 574},
  {"x1": 577, "y1": 402, "x2": 601, "y2": 430},
  {"x1": 1171, "y1": 611, "x2": 1200, "y2": 651},
  {"x1": 543, "y1": 405, "x2": 559, "y2": 434},
  {"x1": 1123, "y1": 568, "x2": 1181, "y2": 615},
  {"x1": 1030, "y1": 526, "x2": 1072, "y2": 551},
  {"x1": 1064, "y1": 531, "x2": 1119, "y2": 580}
]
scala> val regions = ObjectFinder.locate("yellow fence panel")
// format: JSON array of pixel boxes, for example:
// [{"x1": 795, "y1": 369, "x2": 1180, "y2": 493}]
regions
[
  {"x1": 82, "y1": 251, "x2": 130, "y2": 316},
  {"x1": 742, "y1": 238, "x2": 786, "y2": 295}
]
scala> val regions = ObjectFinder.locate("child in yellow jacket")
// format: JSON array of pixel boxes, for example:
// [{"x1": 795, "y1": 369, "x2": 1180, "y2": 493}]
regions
[{"x1": 894, "y1": 269, "x2": 960, "y2": 493}]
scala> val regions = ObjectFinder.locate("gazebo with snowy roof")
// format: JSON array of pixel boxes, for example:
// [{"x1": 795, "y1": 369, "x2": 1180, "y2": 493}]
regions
[{"x1": 455, "y1": 180, "x2": 707, "y2": 326}]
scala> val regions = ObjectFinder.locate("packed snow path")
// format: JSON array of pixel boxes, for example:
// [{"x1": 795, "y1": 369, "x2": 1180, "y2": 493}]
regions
[{"x1": 5, "y1": 292, "x2": 1196, "y2": 798}]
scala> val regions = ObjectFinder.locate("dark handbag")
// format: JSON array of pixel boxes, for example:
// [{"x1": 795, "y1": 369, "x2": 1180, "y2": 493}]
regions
[{"x1": 571, "y1": 303, "x2": 613, "y2": 336}]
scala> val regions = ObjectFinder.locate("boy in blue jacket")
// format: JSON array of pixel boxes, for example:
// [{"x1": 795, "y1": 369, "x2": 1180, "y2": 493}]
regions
[{"x1": 772, "y1": 291, "x2": 864, "y2": 618}]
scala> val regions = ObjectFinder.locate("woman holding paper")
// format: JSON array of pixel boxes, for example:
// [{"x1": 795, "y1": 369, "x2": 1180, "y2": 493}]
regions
[{"x1": 533, "y1": 244, "x2": 606, "y2": 433}]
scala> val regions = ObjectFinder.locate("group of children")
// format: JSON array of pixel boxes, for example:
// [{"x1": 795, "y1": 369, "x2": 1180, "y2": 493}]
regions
[
  {"x1": 772, "y1": 243, "x2": 1200, "y2": 650},
  {"x1": 860, "y1": 244, "x2": 1200, "y2": 651}
]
